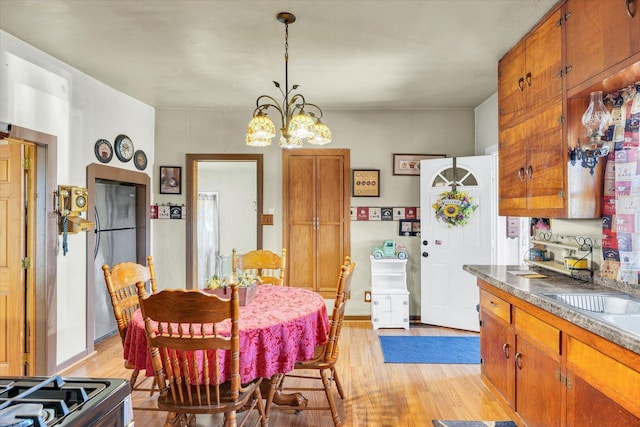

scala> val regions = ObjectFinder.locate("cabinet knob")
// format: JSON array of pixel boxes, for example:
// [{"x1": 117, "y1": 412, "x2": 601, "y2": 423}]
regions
[
  {"x1": 502, "y1": 342, "x2": 510, "y2": 359},
  {"x1": 627, "y1": 0, "x2": 636, "y2": 17},
  {"x1": 517, "y1": 168, "x2": 525, "y2": 181},
  {"x1": 518, "y1": 77, "x2": 525, "y2": 92},
  {"x1": 373, "y1": 301, "x2": 379, "y2": 305},
  {"x1": 525, "y1": 72, "x2": 532, "y2": 87},
  {"x1": 422, "y1": 252, "x2": 429, "y2": 258},
  {"x1": 515, "y1": 352, "x2": 523, "y2": 369},
  {"x1": 422, "y1": 240, "x2": 428, "y2": 246}
]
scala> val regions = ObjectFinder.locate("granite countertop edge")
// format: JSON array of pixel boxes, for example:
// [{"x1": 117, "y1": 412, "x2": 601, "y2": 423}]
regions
[{"x1": 464, "y1": 264, "x2": 640, "y2": 355}]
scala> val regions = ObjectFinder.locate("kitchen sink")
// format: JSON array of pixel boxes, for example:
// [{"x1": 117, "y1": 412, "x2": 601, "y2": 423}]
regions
[
  {"x1": 537, "y1": 292, "x2": 640, "y2": 336},
  {"x1": 601, "y1": 314, "x2": 640, "y2": 335},
  {"x1": 541, "y1": 293, "x2": 640, "y2": 314}
]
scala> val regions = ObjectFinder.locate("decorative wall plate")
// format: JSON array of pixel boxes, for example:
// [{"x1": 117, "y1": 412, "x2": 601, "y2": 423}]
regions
[
  {"x1": 134, "y1": 150, "x2": 147, "y2": 170},
  {"x1": 94, "y1": 139, "x2": 113, "y2": 163}
]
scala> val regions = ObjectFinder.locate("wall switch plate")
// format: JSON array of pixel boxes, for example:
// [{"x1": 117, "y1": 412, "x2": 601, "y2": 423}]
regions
[{"x1": 364, "y1": 290, "x2": 372, "y2": 302}]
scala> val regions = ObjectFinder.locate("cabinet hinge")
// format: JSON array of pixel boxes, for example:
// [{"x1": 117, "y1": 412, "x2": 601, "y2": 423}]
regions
[
  {"x1": 559, "y1": 190, "x2": 565, "y2": 199},
  {"x1": 557, "y1": 116, "x2": 565, "y2": 124},
  {"x1": 21, "y1": 257, "x2": 31, "y2": 269},
  {"x1": 479, "y1": 319, "x2": 484, "y2": 327},
  {"x1": 480, "y1": 357, "x2": 484, "y2": 365},
  {"x1": 556, "y1": 12, "x2": 571, "y2": 26},
  {"x1": 556, "y1": 370, "x2": 574, "y2": 389},
  {"x1": 22, "y1": 158, "x2": 33, "y2": 170},
  {"x1": 21, "y1": 353, "x2": 31, "y2": 366}
]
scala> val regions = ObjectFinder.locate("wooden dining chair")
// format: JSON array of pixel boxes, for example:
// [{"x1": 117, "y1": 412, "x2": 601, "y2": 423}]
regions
[
  {"x1": 265, "y1": 256, "x2": 356, "y2": 427},
  {"x1": 241, "y1": 249, "x2": 287, "y2": 286},
  {"x1": 136, "y1": 285, "x2": 268, "y2": 427},
  {"x1": 102, "y1": 256, "x2": 157, "y2": 392}
]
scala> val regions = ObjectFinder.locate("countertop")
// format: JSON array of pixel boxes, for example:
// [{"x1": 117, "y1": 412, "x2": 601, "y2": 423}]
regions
[{"x1": 463, "y1": 264, "x2": 640, "y2": 355}]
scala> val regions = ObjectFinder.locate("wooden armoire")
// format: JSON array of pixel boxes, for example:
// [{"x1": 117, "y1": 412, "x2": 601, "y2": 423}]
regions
[{"x1": 282, "y1": 149, "x2": 350, "y2": 297}]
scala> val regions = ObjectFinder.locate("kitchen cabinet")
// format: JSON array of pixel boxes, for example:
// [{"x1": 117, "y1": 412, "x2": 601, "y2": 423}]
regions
[
  {"x1": 283, "y1": 149, "x2": 350, "y2": 296},
  {"x1": 498, "y1": 8, "x2": 563, "y2": 129},
  {"x1": 478, "y1": 279, "x2": 640, "y2": 426},
  {"x1": 513, "y1": 308, "x2": 562, "y2": 427},
  {"x1": 498, "y1": 6, "x2": 566, "y2": 217},
  {"x1": 479, "y1": 290, "x2": 515, "y2": 408},
  {"x1": 370, "y1": 256, "x2": 409, "y2": 330},
  {"x1": 566, "y1": 336, "x2": 640, "y2": 426},
  {"x1": 479, "y1": 288, "x2": 561, "y2": 426},
  {"x1": 565, "y1": 0, "x2": 640, "y2": 94}
]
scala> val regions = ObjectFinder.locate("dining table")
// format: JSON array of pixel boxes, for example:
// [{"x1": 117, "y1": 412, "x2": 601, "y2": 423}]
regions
[{"x1": 122, "y1": 285, "x2": 329, "y2": 404}]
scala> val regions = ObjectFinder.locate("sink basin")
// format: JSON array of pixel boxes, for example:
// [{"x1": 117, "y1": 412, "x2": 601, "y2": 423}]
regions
[
  {"x1": 541, "y1": 293, "x2": 640, "y2": 314},
  {"x1": 601, "y1": 314, "x2": 640, "y2": 335}
]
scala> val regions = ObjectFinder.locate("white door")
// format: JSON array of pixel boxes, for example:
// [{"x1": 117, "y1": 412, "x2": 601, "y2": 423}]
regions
[{"x1": 420, "y1": 155, "x2": 495, "y2": 332}]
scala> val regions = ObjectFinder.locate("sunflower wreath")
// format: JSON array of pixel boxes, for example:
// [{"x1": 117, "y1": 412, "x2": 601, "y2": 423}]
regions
[{"x1": 432, "y1": 190, "x2": 478, "y2": 227}]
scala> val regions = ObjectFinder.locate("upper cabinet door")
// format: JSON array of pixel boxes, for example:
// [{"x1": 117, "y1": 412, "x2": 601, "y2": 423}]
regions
[
  {"x1": 498, "y1": 42, "x2": 527, "y2": 129},
  {"x1": 565, "y1": 0, "x2": 640, "y2": 91},
  {"x1": 524, "y1": 8, "x2": 563, "y2": 110}
]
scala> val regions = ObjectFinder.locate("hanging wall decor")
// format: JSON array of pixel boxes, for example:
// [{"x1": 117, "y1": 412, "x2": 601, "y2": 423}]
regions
[{"x1": 431, "y1": 157, "x2": 478, "y2": 227}]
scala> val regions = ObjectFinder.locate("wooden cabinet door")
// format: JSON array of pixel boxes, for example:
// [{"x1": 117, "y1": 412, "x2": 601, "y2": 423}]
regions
[
  {"x1": 524, "y1": 8, "x2": 563, "y2": 110},
  {"x1": 287, "y1": 155, "x2": 316, "y2": 291},
  {"x1": 498, "y1": 42, "x2": 527, "y2": 129},
  {"x1": 480, "y1": 310, "x2": 515, "y2": 408},
  {"x1": 565, "y1": 0, "x2": 640, "y2": 90},
  {"x1": 525, "y1": 103, "x2": 565, "y2": 216},
  {"x1": 514, "y1": 336, "x2": 562, "y2": 427},
  {"x1": 283, "y1": 149, "x2": 350, "y2": 295},
  {"x1": 498, "y1": 123, "x2": 528, "y2": 215}
]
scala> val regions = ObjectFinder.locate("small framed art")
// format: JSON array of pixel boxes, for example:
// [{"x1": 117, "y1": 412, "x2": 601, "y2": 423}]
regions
[
  {"x1": 393, "y1": 153, "x2": 446, "y2": 176},
  {"x1": 352, "y1": 169, "x2": 380, "y2": 197},
  {"x1": 160, "y1": 166, "x2": 182, "y2": 194}
]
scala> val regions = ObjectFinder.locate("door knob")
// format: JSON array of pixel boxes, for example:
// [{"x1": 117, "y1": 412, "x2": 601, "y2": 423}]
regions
[
  {"x1": 422, "y1": 240, "x2": 428, "y2": 246},
  {"x1": 422, "y1": 252, "x2": 429, "y2": 258}
]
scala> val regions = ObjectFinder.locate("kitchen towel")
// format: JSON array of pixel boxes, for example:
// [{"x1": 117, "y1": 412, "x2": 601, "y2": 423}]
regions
[{"x1": 379, "y1": 335, "x2": 480, "y2": 364}]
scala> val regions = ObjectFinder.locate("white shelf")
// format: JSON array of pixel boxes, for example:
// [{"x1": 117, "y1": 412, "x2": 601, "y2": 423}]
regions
[
  {"x1": 530, "y1": 239, "x2": 592, "y2": 252},
  {"x1": 527, "y1": 235, "x2": 594, "y2": 280}
]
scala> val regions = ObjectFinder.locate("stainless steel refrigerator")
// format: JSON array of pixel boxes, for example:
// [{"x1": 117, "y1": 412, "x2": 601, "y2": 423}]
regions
[{"x1": 93, "y1": 181, "x2": 137, "y2": 342}]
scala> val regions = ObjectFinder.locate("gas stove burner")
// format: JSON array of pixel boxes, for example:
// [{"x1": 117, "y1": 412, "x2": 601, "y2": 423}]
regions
[
  {"x1": 0, "y1": 376, "x2": 131, "y2": 426},
  {"x1": 0, "y1": 403, "x2": 44, "y2": 427}
]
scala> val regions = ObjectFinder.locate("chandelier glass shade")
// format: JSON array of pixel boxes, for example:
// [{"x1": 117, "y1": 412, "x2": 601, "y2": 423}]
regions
[{"x1": 246, "y1": 12, "x2": 332, "y2": 148}]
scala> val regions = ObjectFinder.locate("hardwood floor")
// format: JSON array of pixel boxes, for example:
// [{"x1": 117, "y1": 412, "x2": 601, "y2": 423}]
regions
[{"x1": 60, "y1": 321, "x2": 511, "y2": 426}]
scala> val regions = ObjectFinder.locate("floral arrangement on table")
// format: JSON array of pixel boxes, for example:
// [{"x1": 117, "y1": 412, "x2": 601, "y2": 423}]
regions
[
  {"x1": 432, "y1": 189, "x2": 478, "y2": 228},
  {"x1": 204, "y1": 272, "x2": 259, "y2": 289}
]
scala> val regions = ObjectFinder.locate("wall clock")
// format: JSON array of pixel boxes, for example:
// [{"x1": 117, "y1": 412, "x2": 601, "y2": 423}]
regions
[
  {"x1": 134, "y1": 150, "x2": 147, "y2": 170},
  {"x1": 94, "y1": 139, "x2": 113, "y2": 163},
  {"x1": 114, "y1": 134, "x2": 134, "y2": 162}
]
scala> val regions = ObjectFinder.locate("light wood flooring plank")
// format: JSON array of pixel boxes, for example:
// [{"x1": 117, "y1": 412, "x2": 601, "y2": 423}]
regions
[{"x1": 60, "y1": 321, "x2": 511, "y2": 426}]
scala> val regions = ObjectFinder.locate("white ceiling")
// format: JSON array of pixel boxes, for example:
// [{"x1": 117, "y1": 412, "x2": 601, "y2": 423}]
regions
[{"x1": 0, "y1": 0, "x2": 557, "y2": 110}]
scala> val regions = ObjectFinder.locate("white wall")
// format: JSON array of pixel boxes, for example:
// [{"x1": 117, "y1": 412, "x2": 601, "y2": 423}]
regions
[
  {"x1": 154, "y1": 108, "x2": 476, "y2": 317},
  {"x1": 0, "y1": 30, "x2": 155, "y2": 368}
]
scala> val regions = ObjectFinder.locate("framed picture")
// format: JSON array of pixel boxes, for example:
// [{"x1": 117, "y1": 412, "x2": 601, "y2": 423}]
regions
[
  {"x1": 160, "y1": 166, "x2": 182, "y2": 194},
  {"x1": 393, "y1": 153, "x2": 446, "y2": 176},
  {"x1": 352, "y1": 169, "x2": 380, "y2": 197}
]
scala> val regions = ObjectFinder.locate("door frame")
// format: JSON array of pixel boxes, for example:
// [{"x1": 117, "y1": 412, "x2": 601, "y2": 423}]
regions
[
  {"x1": 85, "y1": 164, "x2": 150, "y2": 354},
  {"x1": 185, "y1": 154, "x2": 264, "y2": 289}
]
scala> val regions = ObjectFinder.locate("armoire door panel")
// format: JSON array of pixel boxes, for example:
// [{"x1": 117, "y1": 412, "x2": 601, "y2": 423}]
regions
[
  {"x1": 317, "y1": 224, "x2": 343, "y2": 292},
  {"x1": 288, "y1": 224, "x2": 315, "y2": 289},
  {"x1": 289, "y1": 156, "x2": 316, "y2": 223}
]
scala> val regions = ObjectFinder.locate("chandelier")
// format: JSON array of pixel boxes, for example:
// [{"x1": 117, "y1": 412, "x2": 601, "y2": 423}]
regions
[{"x1": 246, "y1": 12, "x2": 332, "y2": 149}]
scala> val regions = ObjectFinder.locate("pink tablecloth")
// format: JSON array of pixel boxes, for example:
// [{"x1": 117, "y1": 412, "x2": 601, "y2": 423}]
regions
[{"x1": 123, "y1": 286, "x2": 329, "y2": 383}]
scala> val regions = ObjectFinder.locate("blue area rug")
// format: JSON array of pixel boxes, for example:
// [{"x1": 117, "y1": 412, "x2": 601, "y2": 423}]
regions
[
  {"x1": 433, "y1": 421, "x2": 517, "y2": 427},
  {"x1": 379, "y1": 336, "x2": 480, "y2": 364}
]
